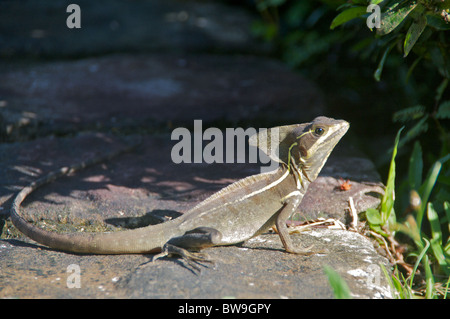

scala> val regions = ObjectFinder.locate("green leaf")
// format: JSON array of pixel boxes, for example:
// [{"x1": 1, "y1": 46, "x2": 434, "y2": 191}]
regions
[
  {"x1": 404, "y1": 14, "x2": 427, "y2": 57},
  {"x1": 380, "y1": 264, "x2": 414, "y2": 299},
  {"x1": 436, "y1": 100, "x2": 450, "y2": 119},
  {"x1": 435, "y1": 78, "x2": 448, "y2": 104},
  {"x1": 366, "y1": 208, "x2": 383, "y2": 225},
  {"x1": 426, "y1": 13, "x2": 450, "y2": 30},
  {"x1": 323, "y1": 265, "x2": 352, "y2": 299},
  {"x1": 417, "y1": 153, "x2": 450, "y2": 231},
  {"x1": 427, "y1": 202, "x2": 442, "y2": 247},
  {"x1": 381, "y1": 127, "x2": 403, "y2": 224},
  {"x1": 330, "y1": 6, "x2": 368, "y2": 30},
  {"x1": 374, "y1": 42, "x2": 395, "y2": 81},
  {"x1": 406, "y1": 56, "x2": 422, "y2": 82},
  {"x1": 423, "y1": 253, "x2": 436, "y2": 299},
  {"x1": 409, "y1": 141, "x2": 423, "y2": 191},
  {"x1": 379, "y1": 264, "x2": 397, "y2": 298},
  {"x1": 427, "y1": 203, "x2": 450, "y2": 275},
  {"x1": 444, "y1": 202, "x2": 450, "y2": 238},
  {"x1": 444, "y1": 276, "x2": 450, "y2": 299},
  {"x1": 429, "y1": 46, "x2": 450, "y2": 79},
  {"x1": 392, "y1": 105, "x2": 425, "y2": 122},
  {"x1": 409, "y1": 237, "x2": 430, "y2": 289},
  {"x1": 377, "y1": 1, "x2": 418, "y2": 36}
]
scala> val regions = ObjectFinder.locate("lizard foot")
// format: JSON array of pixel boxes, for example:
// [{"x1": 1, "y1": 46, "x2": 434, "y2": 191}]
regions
[
  {"x1": 287, "y1": 244, "x2": 317, "y2": 256},
  {"x1": 152, "y1": 243, "x2": 214, "y2": 273}
]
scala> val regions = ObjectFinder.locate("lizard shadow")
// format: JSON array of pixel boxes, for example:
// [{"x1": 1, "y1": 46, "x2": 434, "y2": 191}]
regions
[
  {"x1": 2, "y1": 238, "x2": 45, "y2": 250},
  {"x1": 139, "y1": 254, "x2": 213, "y2": 276},
  {"x1": 105, "y1": 209, "x2": 183, "y2": 229}
]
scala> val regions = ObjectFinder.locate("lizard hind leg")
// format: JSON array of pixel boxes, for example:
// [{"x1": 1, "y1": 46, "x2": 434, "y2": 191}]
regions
[{"x1": 151, "y1": 227, "x2": 223, "y2": 270}]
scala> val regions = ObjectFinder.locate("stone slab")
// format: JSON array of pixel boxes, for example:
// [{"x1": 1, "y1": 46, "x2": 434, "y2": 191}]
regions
[
  {"x1": 0, "y1": 229, "x2": 391, "y2": 299},
  {"x1": 120, "y1": 229, "x2": 391, "y2": 299},
  {"x1": 0, "y1": 54, "x2": 324, "y2": 141},
  {"x1": 0, "y1": 0, "x2": 265, "y2": 58},
  {"x1": 0, "y1": 132, "x2": 387, "y2": 298}
]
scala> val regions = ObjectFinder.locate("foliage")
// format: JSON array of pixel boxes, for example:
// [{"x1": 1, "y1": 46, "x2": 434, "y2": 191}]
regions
[
  {"x1": 366, "y1": 128, "x2": 450, "y2": 298},
  {"x1": 252, "y1": 0, "x2": 450, "y2": 298},
  {"x1": 329, "y1": 0, "x2": 450, "y2": 78},
  {"x1": 329, "y1": 0, "x2": 450, "y2": 164},
  {"x1": 253, "y1": 1, "x2": 449, "y2": 154},
  {"x1": 365, "y1": 127, "x2": 403, "y2": 235}
]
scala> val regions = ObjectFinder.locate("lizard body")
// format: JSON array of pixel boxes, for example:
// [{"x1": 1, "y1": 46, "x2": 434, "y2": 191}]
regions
[{"x1": 10, "y1": 117, "x2": 349, "y2": 258}]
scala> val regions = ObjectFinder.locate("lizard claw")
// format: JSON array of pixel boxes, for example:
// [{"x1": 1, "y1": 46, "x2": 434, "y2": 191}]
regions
[
  {"x1": 287, "y1": 244, "x2": 316, "y2": 256},
  {"x1": 287, "y1": 244, "x2": 327, "y2": 255},
  {"x1": 152, "y1": 244, "x2": 215, "y2": 273}
]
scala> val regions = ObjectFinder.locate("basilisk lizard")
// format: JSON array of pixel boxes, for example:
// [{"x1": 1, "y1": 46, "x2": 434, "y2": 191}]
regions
[{"x1": 10, "y1": 117, "x2": 349, "y2": 262}]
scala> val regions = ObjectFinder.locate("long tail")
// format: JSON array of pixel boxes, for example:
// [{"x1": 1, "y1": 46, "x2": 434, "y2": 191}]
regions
[{"x1": 9, "y1": 139, "x2": 177, "y2": 254}]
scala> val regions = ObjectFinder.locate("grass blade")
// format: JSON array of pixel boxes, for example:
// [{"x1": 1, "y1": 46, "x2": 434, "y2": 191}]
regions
[
  {"x1": 381, "y1": 127, "x2": 403, "y2": 225},
  {"x1": 444, "y1": 202, "x2": 450, "y2": 241},
  {"x1": 417, "y1": 154, "x2": 450, "y2": 231},
  {"x1": 427, "y1": 203, "x2": 450, "y2": 275},
  {"x1": 409, "y1": 237, "x2": 430, "y2": 289},
  {"x1": 423, "y1": 253, "x2": 435, "y2": 299},
  {"x1": 444, "y1": 276, "x2": 450, "y2": 299},
  {"x1": 323, "y1": 265, "x2": 352, "y2": 299}
]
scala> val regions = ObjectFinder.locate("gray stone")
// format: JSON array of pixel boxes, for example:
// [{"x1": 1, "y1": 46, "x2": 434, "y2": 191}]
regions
[
  {"x1": 0, "y1": 0, "x2": 266, "y2": 58},
  {"x1": 0, "y1": 132, "x2": 388, "y2": 298},
  {"x1": 0, "y1": 54, "x2": 324, "y2": 141},
  {"x1": 120, "y1": 229, "x2": 391, "y2": 299},
  {"x1": 0, "y1": 0, "x2": 388, "y2": 299},
  {"x1": 0, "y1": 229, "x2": 391, "y2": 299}
]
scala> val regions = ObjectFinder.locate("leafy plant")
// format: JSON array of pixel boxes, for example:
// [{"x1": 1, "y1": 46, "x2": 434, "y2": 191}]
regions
[
  {"x1": 330, "y1": 1, "x2": 449, "y2": 161},
  {"x1": 251, "y1": 0, "x2": 450, "y2": 298},
  {"x1": 365, "y1": 127, "x2": 402, "y2": 235},
  {"x1": 252, "y1": 1, "x2": 356, "y2": 68},
  {"x1": 366, "y1": 129, "x2": 450, "y2": 298},
  {"x1": 381, "y1": 263, "x2": 415, "y2": 298},
  {"x1": 392, "y1": 87, "x2": 450, "y2": 155},
  {"x1": 396, "y1": 145, "x2": 450, "y2": 298},
  {"x1": 330, "y1": 0, "x2": 450, "y2": 79}
]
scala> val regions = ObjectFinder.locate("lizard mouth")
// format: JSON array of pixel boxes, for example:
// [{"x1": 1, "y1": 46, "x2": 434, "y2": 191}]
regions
[{"x1": 328, "y1": 120, "x2": 349, "y2": 144}]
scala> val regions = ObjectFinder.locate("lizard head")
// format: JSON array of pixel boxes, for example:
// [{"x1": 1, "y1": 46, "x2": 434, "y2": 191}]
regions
[
  {"x1": 249, "y1": 116, "x2": 349, "y2": 181},
  {"x1": 289, "y1": 116, "x2": 349, "y2": 181}
]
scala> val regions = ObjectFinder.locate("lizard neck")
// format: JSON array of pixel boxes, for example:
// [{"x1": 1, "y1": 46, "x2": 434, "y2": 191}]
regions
[{"x1": 287, "y1": 157, "x2": 312, "y2": 193}]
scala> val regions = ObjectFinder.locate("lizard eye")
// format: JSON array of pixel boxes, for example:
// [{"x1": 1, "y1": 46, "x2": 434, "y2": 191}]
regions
[{"x1": 314, "y1": 127, "x2": 325, "y2": 136}]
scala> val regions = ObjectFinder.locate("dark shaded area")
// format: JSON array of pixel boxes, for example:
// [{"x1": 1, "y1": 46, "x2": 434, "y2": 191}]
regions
[
  {"x1": 0, "y1": 0, "x2": 265, "y2": 59},
  {"x1": 0, "y1": 0, "x2": 392, "y2": 299}
]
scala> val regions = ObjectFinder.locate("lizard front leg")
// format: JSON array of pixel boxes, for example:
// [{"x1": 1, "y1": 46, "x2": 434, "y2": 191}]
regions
[
  {"x1": 152, "y1": 227, "x2": 222, "y2": 269},
  {"x1": 276, "y1": 191, "x2": 314, "y2": 255}
]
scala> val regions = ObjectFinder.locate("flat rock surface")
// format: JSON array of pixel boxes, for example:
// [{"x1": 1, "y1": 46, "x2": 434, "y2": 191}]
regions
[
  {"x1": 0, "y1": 0, "x2": 389, "y2": 299},
  {"x1": 0, "y1": 229, "x2": 391, "y2": 299},
  {"x1": 0, "y1": 132, "x2": 387, "y2": 298},
  {"x1": 122, "y1": 229, "x2": 390, "y2": 299},
  {"x1": 0, "y1": 54, "x2": 324, "y2": 141}
]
